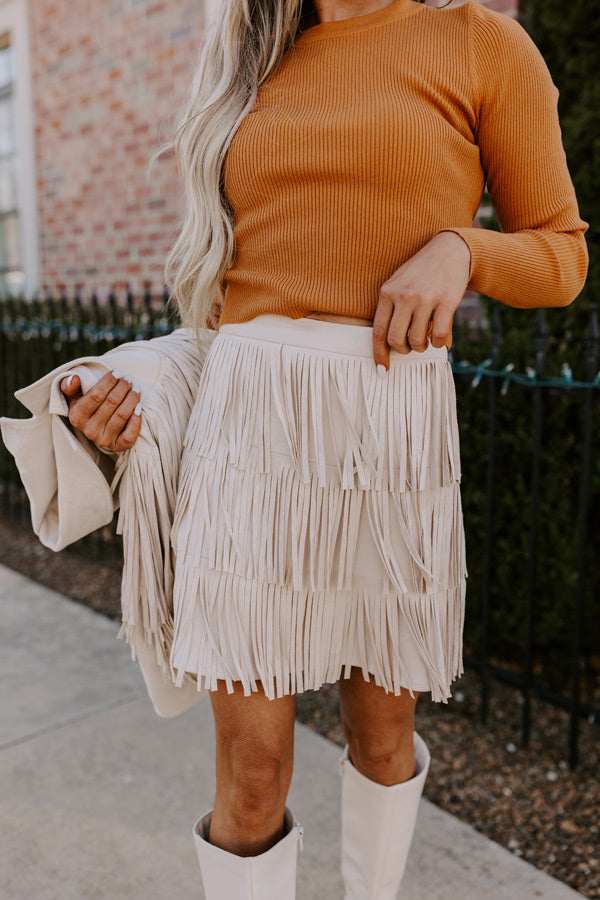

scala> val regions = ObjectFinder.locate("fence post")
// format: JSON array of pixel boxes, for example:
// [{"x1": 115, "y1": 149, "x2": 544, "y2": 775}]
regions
[
  {"x1": 522, "y1": 308, "x2": 547, "y2": 748},
  {"x1": 141, "y1": 284, "x2": 152, "y2": 338},
  {"x1": 60, "y1": 288, "x2": 68, "y2": 322},
  {"x1": 569, "y1": 306, "x2": 598, "y2": 768},
  {"x1": 479, "y1": 302, "x2": 502, "y2": 725},
  {"x1": 108, "y1": 287, "x2": 117, "y2": 329},
  {"x1": 40, "y1": 291, "x2": 54, "y2": 384},
  {"x1": 125, "y1": 285, "x2": 134, "y2": 335}
]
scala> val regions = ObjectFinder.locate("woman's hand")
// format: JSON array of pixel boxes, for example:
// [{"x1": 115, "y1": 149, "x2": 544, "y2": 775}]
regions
[
  {"x1": 60, "y1": 370, "x2": 142, "y2": 452},
  {"x1": 372, "y1": 231, "x2": 471, "y2": 370}
]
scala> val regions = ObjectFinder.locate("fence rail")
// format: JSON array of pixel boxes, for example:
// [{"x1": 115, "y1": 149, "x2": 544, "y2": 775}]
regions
[{"x1": 1, "y1": 291, "x2": 598, "y2": 769}]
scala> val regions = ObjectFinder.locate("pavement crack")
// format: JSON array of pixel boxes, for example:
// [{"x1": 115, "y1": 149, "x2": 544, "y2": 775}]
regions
[{"x1": 0, "y1": 691, "x2": 145, "y2": 750}]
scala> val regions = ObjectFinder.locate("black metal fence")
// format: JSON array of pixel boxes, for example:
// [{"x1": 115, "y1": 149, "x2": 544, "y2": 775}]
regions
[
  {"x1": 1, "y1": 290, "x2": 598, "y2": 768},
  {"x1": 449, "y1": 304, "x2": 598, "y2": 770}
]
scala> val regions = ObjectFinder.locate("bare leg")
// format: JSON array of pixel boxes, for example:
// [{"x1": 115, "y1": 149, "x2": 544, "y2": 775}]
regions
[
  {"x1": 337, "y1": 668, "x2": 427, "y2": 898},
  {"x1": 208, "y1": 679, "x2": 296, "y2": 857},
  {"x1": 338, "y1": 666, "x2": 419, "y2": 785}
]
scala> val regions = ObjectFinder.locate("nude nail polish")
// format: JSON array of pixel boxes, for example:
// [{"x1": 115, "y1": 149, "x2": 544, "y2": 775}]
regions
[{"x1": 377, "y1": 364, "x2": 387, "y2": 378}]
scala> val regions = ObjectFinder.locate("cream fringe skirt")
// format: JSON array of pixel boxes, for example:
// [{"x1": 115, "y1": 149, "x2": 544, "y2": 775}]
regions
[{"x1": 169, "y1": 314, "x2": 467, "y2": 702}]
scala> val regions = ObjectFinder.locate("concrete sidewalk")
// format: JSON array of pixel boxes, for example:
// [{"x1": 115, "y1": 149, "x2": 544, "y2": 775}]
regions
[{"x1": 0, "y1": 564, "x2": 584, "y2": 900}]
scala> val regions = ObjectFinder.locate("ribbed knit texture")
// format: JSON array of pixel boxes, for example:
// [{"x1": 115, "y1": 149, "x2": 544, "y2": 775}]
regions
[{"x1": 219, "y1": 0, "x2": 588, "y2": 344}]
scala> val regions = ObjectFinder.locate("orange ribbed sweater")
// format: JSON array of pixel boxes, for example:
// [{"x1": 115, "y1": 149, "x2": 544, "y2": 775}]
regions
[{"x1": 218, "y1": 0, "x2": 588, "y2": 343}]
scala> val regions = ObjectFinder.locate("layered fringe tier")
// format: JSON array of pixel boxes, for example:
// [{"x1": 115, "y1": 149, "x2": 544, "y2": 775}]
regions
[
  {"x1": 173, "y1": 452, "x2": 464, "y2": 597},
  {"x1": 170, "y1": 325, "x2": 467, "y2": 702},
  {"x1": 171, "y1": 569, "x2": 466, "y2": 703},
  {"x1": 179, "y1": 329, "x2": 461, "y2": 492}
]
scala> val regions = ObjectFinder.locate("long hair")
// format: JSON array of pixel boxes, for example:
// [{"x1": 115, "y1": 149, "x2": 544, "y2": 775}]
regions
[{"x1": 149, "y1": 0, "x2": 428, "y2": 343}]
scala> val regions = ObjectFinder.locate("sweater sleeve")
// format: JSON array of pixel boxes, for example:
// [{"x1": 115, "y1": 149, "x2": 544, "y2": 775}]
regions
[{"x1": 443, "y1": 2, "x2": 588, "y2": 308}]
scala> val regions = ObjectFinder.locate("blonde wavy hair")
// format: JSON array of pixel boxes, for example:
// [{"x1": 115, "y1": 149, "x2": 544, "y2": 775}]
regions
[{"x1": 149, "y1": 0, "x2": 427, "y2": 343}]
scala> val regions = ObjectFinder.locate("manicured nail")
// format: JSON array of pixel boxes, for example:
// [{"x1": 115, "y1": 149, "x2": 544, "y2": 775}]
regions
[
  {"x1": 111, "y1": 369, "x2": 122, "y2": 379},
  {"x1": 134, "y1": 402, "x2": 142, "y2": 416},
  {"x1": 377, "y1": 364, "x2": 387, "y2": 378},
  {"x1": 64, "y1": 374, "x2": 74, "y2": 389},
  {"x1": 122, "y1": 375, "x2": 133, "y2": 385}
]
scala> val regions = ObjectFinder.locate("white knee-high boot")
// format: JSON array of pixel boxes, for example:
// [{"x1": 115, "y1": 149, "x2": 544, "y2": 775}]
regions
[
  {"x1": 340, "y1": 732, "x2": 430, "y2": 900},
  {"x1": 192, "y1": 807, "x2": 303, "y2": 900}
]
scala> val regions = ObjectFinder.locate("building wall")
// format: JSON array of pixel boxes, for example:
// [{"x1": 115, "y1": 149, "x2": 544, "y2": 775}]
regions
[
  {"x1": 26, "y1": 0, "x2": 518, "y2": 301},
  {"x1": 29, "y1": 0, "x2": 206, "y2": 300},
  {"x1": 0, "y1": 0, "x2": 39, "y2": 298}
]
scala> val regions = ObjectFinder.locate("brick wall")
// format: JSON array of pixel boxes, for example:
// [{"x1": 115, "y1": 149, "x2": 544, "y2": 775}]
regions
[
  {"x1": 29, "y1": 0, "x2": 518, "y2": 301},
  {"x1": 30, "y1": 0, "x2": 206, "y2": 300}
]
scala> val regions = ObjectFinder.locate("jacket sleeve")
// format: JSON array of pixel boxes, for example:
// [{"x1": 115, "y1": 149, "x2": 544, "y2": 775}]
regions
[
  {"x1": 443, "y1": 2, "x2": 589, "y2": 308},
  {"x1": 0, "y1": 357, "x2": 121, "y2": 550},
  {"x1": 0, "y1": 328, "x2": 213, "y2": 552}
]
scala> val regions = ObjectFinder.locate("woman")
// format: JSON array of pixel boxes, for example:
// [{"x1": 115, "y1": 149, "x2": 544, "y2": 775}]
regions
[{"x1": 61, "y1": 0, "x2": 588, "y2": 896}]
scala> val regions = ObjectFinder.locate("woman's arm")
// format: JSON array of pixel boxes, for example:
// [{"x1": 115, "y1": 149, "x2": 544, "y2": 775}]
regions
[
  {"x1": 372, "y1": 4, "x2": 588, "y2": 369},
  {"x1": 443, "y1": 2, "x2": 589, "y2": 309}
]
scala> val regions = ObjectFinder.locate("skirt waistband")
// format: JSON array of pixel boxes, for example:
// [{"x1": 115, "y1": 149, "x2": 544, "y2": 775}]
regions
[{"x1": 218, "y1": 314, "x2": 448, "y2": 362}]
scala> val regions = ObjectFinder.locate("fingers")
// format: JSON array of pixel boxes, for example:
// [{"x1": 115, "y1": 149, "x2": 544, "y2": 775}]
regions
[
  {"x1": 68, "y1": 371, "x2": 130, "y2": 430},
  {"x1": 84, "y1": 383, "x2": 141, "y2": 451},
  {"x1": 110, "y1": 399, "x2": 143, "y2": 452},
  {"x1": 430, "y1": 305, "x2": 454, "y2": 349},
  {"x1": 61, "y1": 373, "x2": 81, "y2": 399},
  {"x1": 372, "y1": 290, "x2": 394, "y2": 371},
  {"x1": 68, "y1": 369, "x2": 142, "y2": 452},
  {"x1": 88, "y1": 384, "x2": 140, "y2": 449},
  {"x1": 383, "y1": 285, "x2": 416, "y2": 356},
  {"x1": 373, "y1": 232, "x2": 469, "y2": 364},
  {"x1": 66, "y1": 372, "x2": 108, "y2": 427},
  {"x1": 406, "y1": 305, "x2": 432, "y2": 353},
  {"x1": 375, "y1": 290, "x2": 451, "y2": 357}
]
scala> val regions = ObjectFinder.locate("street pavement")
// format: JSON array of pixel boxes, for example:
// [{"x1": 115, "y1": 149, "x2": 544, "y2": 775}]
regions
[{"x1": 0, "y1": 564, "x2": 585, "y2": 899}]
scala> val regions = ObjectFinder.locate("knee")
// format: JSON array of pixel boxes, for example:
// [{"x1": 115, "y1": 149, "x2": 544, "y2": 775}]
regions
[
  {"x1": 232, "y1": 756, "x2": 286, "y2": 809},
  {"x1": 343, "y1": 727, "x2": 416, "y2": 785},
  {"x1": 219, "y1": 744, "x2": 292, "y2": 824}
]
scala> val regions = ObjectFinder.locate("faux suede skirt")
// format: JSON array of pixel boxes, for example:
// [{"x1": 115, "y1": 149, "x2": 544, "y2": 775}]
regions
[{"x1": 169, "y1": 314, "x2": 467, "y2": 702}]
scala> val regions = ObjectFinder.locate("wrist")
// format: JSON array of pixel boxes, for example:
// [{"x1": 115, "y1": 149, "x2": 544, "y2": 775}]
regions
[
  {"x1": 434, "y1": 229, "x2": 472, "y2": 280},
  {"x1": 435, "y1": 229, "x2": 470, "y2": 254}
]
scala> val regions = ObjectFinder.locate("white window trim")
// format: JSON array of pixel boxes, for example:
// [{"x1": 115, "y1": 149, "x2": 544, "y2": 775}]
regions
[{"x1": 0, "y1": 0, "x2": 39, "y2": 298}]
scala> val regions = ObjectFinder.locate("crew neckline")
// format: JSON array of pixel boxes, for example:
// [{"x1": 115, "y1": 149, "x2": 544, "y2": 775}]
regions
[{"x1": 295, "y1": 0, "x2": 425, "y2": 43}]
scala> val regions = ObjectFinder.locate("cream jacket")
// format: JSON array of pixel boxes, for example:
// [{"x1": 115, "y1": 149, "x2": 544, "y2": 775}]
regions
[{"x1": 0, "y1": 327, "x2": 217, "y2": 718}]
